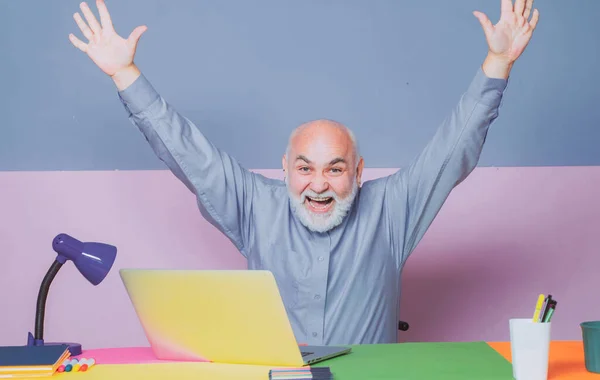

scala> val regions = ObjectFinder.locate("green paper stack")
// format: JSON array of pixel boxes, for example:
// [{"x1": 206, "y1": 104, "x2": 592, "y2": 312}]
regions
[{"x1": 313, "y1": 341, "x2": 513, "y2": 380}]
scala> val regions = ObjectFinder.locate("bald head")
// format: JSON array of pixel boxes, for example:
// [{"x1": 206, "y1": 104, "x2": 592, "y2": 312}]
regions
[
  {"x1": 285, "y1": 119, "x2": 360, "y2": 167},
  {"x1": 283, "y1": 119, "x2": 364, "y2": 233}
]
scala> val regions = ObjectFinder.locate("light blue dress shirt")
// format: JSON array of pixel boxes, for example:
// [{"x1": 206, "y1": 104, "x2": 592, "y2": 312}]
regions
[{"x1": 117, "y1": 68, "x2": 507, "y2": 345}]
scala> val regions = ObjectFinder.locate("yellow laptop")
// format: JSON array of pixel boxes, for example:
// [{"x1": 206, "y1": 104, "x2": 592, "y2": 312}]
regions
[{"x1": 119, "y1": 269, "x2": 351, "y2": 367}]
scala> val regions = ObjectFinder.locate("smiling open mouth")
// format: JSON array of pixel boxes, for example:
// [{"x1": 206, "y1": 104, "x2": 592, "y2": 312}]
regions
[{"x1": 306, "y1": 196, "x2": 334, "y2": 212}]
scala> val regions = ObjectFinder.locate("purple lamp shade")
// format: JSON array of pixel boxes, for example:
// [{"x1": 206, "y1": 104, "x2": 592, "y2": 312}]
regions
[{"x1": 53, "y1": 234, "x2": 117, "y2": 285}]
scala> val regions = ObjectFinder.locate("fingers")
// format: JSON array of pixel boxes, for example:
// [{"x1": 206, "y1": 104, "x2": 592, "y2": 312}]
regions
[
  {"x1": 473, "y1": 11, "x2": 494, "y2": 39},
  {"x1": 127, "y1": 25, "x2": 148, "y2": 50},
  {"x1": 514, "y1": 0, "x2": 525, "y2": 15},
  {"x1": 523, "y1": 0, "x2": 534, "y2": 20},
  {"x1": 500, "y1": 0, "x2": 513, "y2": 13},
  {"x1": 529, "y1": 8, "x2": 539, "y2": 30},
  {"x1": 73, "y1": 12, "x2": 93, "y2": 41},
  {"x1": 96, "y1": 0, "x2": 114, "y2": 32},
  {"x1": 68, "y1": 33, "x2": 88, "y2": 53},
  {"x1": 79, "y1": 2, "x2": 102, "y2": 36}
]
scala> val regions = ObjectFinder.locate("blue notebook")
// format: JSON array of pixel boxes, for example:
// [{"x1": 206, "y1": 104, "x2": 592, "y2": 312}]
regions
[{"x1": 0, "y1": 344, "x2": 70, "y2": 376}]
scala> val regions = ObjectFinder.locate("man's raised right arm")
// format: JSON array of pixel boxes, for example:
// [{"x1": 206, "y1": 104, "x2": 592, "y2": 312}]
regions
[
  {"x1": 68, "y1": 0, "x2": 257, "y2": 255},
  {"x1": 118, "y1": 66, "x2": 258, "y2": 255}
]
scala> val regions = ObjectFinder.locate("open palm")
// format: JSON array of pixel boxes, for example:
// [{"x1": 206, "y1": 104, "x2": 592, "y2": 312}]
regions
[
  {"x1": 474, "y1": 0, "x2": 539, "y2": 63},
  {"x1": 68, "y1": 0, "x2": 147, "y2": 77}
]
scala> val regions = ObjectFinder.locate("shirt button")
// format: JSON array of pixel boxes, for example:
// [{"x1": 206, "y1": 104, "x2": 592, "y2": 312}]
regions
[
  {"x1": 318, "y1": 256, "x2": 324, "y2": 261},
  {"x1": 314, "y1": 294, "x2": 321, "y2": 300},
  {"x1": 312, "y1": 332, "x2": 318, "y2": 337}
]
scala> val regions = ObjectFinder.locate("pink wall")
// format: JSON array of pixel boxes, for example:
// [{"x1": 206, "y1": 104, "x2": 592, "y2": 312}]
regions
[{"x1": 1, "y1": 167, "x2": 598, "y2": 349}]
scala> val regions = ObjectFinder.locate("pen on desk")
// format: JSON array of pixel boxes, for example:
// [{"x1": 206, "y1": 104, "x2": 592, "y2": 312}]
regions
[
  {"x1": 543, "y1": 301, "x2": 557, "y2": 323},
  {"x1": 532, "y1": 294, "x2": 545, "y2": 322},
  {"x1": 538, "y1": 294, "x2": 552, "y2": 323}
]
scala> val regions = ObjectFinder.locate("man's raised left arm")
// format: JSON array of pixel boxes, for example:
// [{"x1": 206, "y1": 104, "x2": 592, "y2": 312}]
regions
[{"x1": 385, "y1": 0, "x2": 540, "y2": 265}]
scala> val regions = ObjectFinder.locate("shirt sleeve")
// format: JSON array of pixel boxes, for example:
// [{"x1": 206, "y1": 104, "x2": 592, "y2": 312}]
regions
[
  {"x1": 385, "y1": 68, "x2": 508, "y2": 265},
  {"x1": 117, "y1": 74, "x2": 257, "y2": 257}
]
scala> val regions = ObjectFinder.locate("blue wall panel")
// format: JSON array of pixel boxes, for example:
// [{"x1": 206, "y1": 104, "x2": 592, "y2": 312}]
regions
[{"x1": 1, "y1": 0, "x2": 598, "y2": 170}]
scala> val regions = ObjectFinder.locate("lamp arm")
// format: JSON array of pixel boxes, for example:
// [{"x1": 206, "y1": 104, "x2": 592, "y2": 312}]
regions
[{"x1": 34, "y1": 258, "x2": 64, "y2": 342}]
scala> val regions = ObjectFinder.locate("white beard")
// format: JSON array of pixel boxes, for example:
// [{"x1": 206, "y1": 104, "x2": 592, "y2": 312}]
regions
[{"x1": 286, "y1": 179, "x2": 358, "y2": 233}]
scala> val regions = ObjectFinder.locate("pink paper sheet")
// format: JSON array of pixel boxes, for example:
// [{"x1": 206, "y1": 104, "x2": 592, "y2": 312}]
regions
[{"x1": 74, "y1": 347, "x2": 186, "y2": 365}]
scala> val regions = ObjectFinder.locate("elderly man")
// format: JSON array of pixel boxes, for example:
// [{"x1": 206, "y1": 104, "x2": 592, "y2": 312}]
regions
[{"x1": 69, "y1": 0, "x2": 539, "y2": 345}]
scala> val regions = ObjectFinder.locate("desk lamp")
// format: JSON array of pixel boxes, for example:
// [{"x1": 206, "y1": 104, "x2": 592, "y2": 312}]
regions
[{"x1": 26, "y1": 233, "x2": 117, "y2": 355}]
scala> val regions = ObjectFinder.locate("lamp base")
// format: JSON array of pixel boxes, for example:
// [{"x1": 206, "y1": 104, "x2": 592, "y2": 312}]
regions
[{"x1": 27, "y1": 332, "x2": 82, "y2": 356}]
